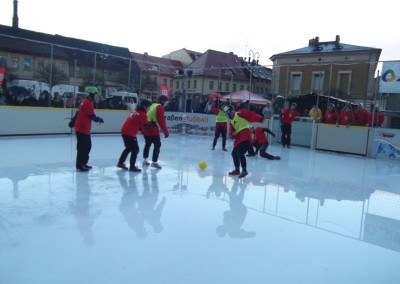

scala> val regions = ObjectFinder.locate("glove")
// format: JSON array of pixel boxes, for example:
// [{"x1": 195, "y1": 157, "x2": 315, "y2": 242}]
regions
[
  {"x1": 68, "y1": 119, "x2": 75, "y2": 128},
  {"x1": 94, "y1": 116, "x2": 104, "y2": 123},
  {"x1": 164, "y1": 134, "x2": 169, "y2": 138}
]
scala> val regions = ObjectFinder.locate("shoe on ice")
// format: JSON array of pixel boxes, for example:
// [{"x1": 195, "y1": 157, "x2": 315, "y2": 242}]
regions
[
  {"x1": 238, "y1": 171, "x2": 248, "y2": 178},
  {"x1": 83, "y1": 164, "x2": 92, "y2": 170},
  {"x1": 228, "y1": 169, "x2": 240, "y2": 175},
  {"x1": 142, "y1": 160, "x2": 150, "y2": 166},
  {"x1": 76, "y1": 167, "x2": 89, "y2": 172},
  {"x1": 151, "y1": 162, "x2": 162, "y2": 169},
  {"x1": 222, "y1": 148, "x2": 228, "y2": 151},
  {"x1": 117, "y1": 163, "x2": 128, "y2": 170},
  {"x1": 274, "y1": 156, "x2": 281, "y2": 160},
  {"x1": 129, "y1": 166, "x2": 142, "y2": 172}
]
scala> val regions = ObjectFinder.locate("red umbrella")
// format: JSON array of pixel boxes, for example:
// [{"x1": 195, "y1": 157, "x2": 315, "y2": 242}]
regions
[{"x1": 208, "y1": 93, "x2": 223, "y2": 100}]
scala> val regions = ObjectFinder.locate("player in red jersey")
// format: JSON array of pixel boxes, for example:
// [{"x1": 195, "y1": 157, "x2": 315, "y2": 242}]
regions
[
  {"x1": 117, "y1": 99, "x2": 152, "y2": 172},
  {"x1": 248, "y1": 126, "x2": 280, "y2": 160},
  {"x1": 224, "y1": 104, "x2": 265, "y2": 178},
  {"x1": 280, "y1": 103, "x2": 300, "y2": 148},
  {"x1": 74, "y1": 86, "x2": 104, "y2": 172}
]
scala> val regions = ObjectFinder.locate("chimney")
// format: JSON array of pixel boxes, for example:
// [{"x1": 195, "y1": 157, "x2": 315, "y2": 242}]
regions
[
  {"x1": 12, "y1": 0, "x2": 19, "y2": 28},
  {"x1": 335, "y1": 35, "x2": 340, "y2": 44},
  {"x1": 309, "y1": 36, "x2": 319, "y2": 47}
]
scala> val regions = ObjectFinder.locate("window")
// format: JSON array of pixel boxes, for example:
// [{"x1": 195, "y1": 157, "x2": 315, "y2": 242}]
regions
[
  {"x1": 312, "y1": 72, "x2": 324, "y2": 93},
  {"x1": 290, "y1": 73, "x2": 302, "y2": 94},
  {"x1": 337, "y1": 71, "x2": 352, "y2": 97},
  {"x1": 193, "y1": 80, "x2": 197, "y2": 89},
  {"x1": 176, "y1": 81, "x2": 179, "y2": 89},
  {"x1": 209, "y1": 81, "x2": 214, "y2": 90},
  {"x1": 187, "y1": 80, "x2": 191, "y2": 89},
  {"x1": 76, "y1": 66, "x2": 81, "y2": 77},
  {"x1": 11, "y1": 57, "x2": 19, "y2": 70},
  {"x1": 240, "y1": 84, "x2": 244, "y2": 90},
  {"x1": 0, "y1": 56, "x2": 6, "y2": 66},
  {"x1": 37, "y1": 60, "x2": 44, "y2": 71},
  {"x1": 23, "y1": 57, "x2": 31, "y2": 71},
  {"x1": 233, "y1": 84, "x2": 237, "y2": 92},
  {"x1": 169, "y1": 79, "x2": 173, "y2": 88},
  {"x1": 163, "y1": 79, "x2": 167, "y2": 86},
  {"x1": 60, "y1": 63, "x2": 67, "y2": 73},
  {"x1": 225, "y1": 83, "x2": 229, "y2": 92},
  {"x1": 218, "y1": 82, "x2": 222, "y2": 91}
]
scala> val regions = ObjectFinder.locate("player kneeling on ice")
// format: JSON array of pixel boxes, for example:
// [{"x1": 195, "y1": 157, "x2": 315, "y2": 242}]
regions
[
  {"x1": 224, "y1": 103, "x2": 265, "y2": 178},
  {"x1": 247, "y1": 127, "x2": 280, "y2": 160}
]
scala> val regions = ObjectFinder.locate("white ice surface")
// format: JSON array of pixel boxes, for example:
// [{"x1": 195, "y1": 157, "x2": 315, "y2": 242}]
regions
[{"x1": 1, "y1": 134, "x2": 400, "y2": 284}]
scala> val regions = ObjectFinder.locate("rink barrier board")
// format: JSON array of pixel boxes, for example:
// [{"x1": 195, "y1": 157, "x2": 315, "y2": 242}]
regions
[{"x1": 1, "y1": 106, "x2": 399, "y2": 160}]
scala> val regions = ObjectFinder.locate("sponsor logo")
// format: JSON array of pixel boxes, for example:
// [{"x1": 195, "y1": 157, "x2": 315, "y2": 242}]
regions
[
  {"x1": 165, "y1": 114, "x2": 209, "y2": 123},
  {"x1": 377, "y1": 131, "x2": 396, "y2": 138}
]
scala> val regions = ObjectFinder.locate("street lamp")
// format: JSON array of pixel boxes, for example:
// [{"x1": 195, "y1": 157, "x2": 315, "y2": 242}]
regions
[
  {"x1": 248, "y1": 50, "x2": 260, "y2": 93},
  {"x1": 247, "y1": 50, "x2": 260, "y2": 109}
]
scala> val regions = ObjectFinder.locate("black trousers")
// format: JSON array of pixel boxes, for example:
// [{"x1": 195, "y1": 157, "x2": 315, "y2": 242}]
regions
[
  {"x1": 143, "y1": 135, "x2": 161, "y2": 162},
  {"x1": 280, "y1": 123, "x2": 292, "y2": 147},
  {"x1": 118, "y1": 134, "x2": 139, "y2": 167},
  {"x1": 212, "y1": 125, "x2": 227, "y2": 149},
  {"x1": 76, "y1": 132, "x2": 91, "y2": 169},
  {"x1": 232, "y1": 141, "x2": 250, "y2": 171},
  {"x1": 248, "y1": 141, "x2": 275, "y2": 159}
]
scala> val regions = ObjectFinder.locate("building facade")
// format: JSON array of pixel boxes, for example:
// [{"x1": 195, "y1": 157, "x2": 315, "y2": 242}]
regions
[{"x1": 269, "y1": 35, "x2": 382, "y2": 108}]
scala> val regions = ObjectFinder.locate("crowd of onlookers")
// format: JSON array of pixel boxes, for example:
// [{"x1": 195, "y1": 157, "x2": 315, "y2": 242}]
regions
[
  {"x1": 0, "y1": 88, "x2": 137, "y2": 110},
  {"x1": 300, "y1": 102, "x2": 385, "y2": 127},
  {"x1": 0, "y1": 88, "x2": 385, "y2": 127}
]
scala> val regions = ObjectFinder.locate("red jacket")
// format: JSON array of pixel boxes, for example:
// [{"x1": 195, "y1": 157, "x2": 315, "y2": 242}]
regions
[
  {"x1": 141, "y1": 104, "x2": 169, "y2": 136},
  {"x1": 281, "y1": 108, "x2": 300, "y2": 124},
  {"x1": 212, "y1": 104, "x2": 227, "y2": 131},
  {"x1": 75, "y1": 98, "x2": 95, "y2": 134},
  {"x1": 121, "y1": 109, "x2": 149, "y2": 137},
  {"x1": 337, "y1": 112, "x2": 355, "y2": 126},
  {"x1": 354, "y1": 109, "x2": 369, "y2": 126},
  {"x1": 324, "y1": 110, "x2": 338, "y2": 124},
  {"x1": 254, "y1": 127, "x2": 275, "y2": 144},
  {"x1": 368, "y1": 111, "x2": 384, "y2": 127},
  {"x1": 229, "y1": 109, "x2": 263, "y2": 148}
]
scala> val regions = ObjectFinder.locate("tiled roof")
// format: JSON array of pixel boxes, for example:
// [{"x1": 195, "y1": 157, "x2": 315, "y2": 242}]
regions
[
  {"x1": 185, "y1": 49, "x2": 248, "y2": 80},
  {"x1": 270, "y1": 40, "x2": 381, "y2": 59},
  {"x1": 0, "y1": 24, "x2": 133, "y2": 60},
  {"x1": 131, "y1": 52, "x2": 183, "y2": 76}
]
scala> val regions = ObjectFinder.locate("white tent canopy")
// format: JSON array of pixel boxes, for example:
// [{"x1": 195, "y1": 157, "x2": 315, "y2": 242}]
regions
[{"x1": 222, "y1": 90, "x2": 270, "y2": 105}]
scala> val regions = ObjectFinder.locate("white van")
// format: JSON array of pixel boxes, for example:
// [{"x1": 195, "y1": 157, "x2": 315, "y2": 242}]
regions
[{"x1": 108, "y1": 91, "x2": 138, "y2": 110}]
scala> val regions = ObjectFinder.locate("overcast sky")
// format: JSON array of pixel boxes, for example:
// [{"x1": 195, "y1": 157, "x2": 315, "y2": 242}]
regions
[{"x1": 1, "y1": 0, "x2": 398, "y2": 66}]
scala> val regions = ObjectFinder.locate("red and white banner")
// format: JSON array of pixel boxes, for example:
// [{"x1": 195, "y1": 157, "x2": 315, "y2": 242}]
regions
[
  {"x1": 160, "y1": 84, "x2": 170, "y2": 98},
  {"x1": 0, "y1": 66, "x2": 5, "y2": 87}
]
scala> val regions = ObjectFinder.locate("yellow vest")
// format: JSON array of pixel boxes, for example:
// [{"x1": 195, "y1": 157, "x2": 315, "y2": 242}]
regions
[
  {"x1": 216, "y1": 110, "x2": 227, "y2": 123},
  {"x1": 231, "y1": 112, "x2": 249, "y2": 133},
  {"x1": 147, "y1": 103, "x2": 160, "y2": 123}
]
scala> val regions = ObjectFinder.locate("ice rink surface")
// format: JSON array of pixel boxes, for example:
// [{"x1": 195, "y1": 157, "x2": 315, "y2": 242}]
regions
[{"x1": 1, "y1": 134, "x2": 400, "y2": 284}]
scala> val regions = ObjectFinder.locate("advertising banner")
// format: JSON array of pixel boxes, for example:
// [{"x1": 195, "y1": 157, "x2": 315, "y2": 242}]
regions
[
  {"x1": 0, "y1": 66, "x2": 5, "y2": 87},
  {"x1": 160, "y1": 84, "x2": 170, "y2": 98},
  {"x1": 380, "y1": 61, "x2": 400, "y2": 94}
]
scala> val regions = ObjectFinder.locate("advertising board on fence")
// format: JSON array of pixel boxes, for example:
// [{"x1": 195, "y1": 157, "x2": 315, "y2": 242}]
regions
[{"x1": 371, "y1": 128, "x2": 400, "y2": 160}]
